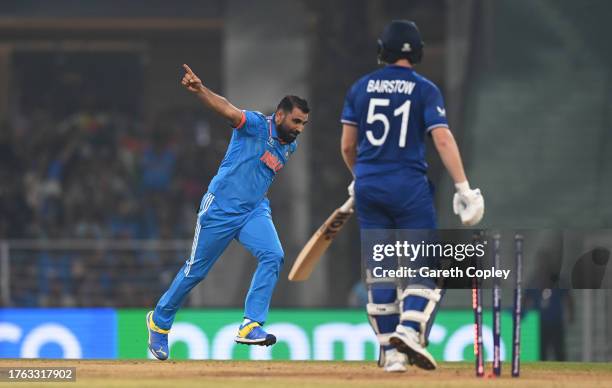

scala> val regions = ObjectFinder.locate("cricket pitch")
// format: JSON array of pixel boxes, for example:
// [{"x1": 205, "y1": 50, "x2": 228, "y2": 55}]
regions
[{"x1": 0, "y1": 360, "x2": 611, "y2": 388}]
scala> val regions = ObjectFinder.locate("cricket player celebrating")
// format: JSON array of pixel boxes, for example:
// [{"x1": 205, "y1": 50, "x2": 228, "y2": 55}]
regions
[
  {"x1": 340, "y1": 21, "x2": 484, "y2": 372},
  {"x1": 146, "y1": 64, "x2": 309, "y2": 360}
]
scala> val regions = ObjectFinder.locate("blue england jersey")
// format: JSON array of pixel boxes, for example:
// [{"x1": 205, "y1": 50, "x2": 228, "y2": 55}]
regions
[
  {"x1": 341, "y1": 65, "x2": 448, "y2": 179},
  {"x1": 207, "y1": 111, "x2": 297, "y2": 213}
]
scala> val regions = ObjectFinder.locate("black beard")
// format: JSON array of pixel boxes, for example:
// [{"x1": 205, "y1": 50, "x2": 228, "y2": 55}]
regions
[{"x1": 277, "y1": 123, "x2": 298, "y2": 143}]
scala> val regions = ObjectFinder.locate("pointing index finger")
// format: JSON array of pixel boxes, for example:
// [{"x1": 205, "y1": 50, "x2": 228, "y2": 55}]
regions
[{"x1": 182, "y1": 64, "x2": 194, "y2": 75}]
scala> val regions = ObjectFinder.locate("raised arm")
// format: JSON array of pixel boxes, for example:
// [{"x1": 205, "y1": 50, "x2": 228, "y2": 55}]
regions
[{"x1": 181, "y1": 64, "x2": 243, "y2": 128}]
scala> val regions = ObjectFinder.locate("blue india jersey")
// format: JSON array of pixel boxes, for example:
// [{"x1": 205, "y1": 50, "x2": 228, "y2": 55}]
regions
[
  {"x1": 207, "y1": 111, "x2": 297, "y2": 213},
  {"x1": 341, "y1": 65, "x2": 448, "y2": 179}
]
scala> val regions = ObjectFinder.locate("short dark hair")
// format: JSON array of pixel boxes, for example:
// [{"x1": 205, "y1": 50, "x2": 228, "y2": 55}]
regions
[{"x1": 277, "y1": 95, "x2": 309, "y2": 114}]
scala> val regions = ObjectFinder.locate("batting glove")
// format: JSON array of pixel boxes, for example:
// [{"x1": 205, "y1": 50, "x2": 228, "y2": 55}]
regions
[{"x1": 453, "y1": 181, "x2": 484, "y2": 226}]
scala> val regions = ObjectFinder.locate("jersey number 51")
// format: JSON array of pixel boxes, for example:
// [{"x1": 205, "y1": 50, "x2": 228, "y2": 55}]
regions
[{"x1": 366, "y1": 98, "x2": 411, "y2": 147}]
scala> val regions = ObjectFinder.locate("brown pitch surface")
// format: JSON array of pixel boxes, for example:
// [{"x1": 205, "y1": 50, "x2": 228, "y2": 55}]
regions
[{"x1": 0, "y1": 359, "x2": 611, "y2": 388}]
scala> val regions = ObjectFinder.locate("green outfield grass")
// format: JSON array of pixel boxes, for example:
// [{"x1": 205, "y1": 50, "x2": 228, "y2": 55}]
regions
[{"x1": 0, "y1": 360, "x2": 611, "y2": 388}]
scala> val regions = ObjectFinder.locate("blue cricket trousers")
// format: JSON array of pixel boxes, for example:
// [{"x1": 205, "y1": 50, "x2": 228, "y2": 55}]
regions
[
  {"x1": 153, "y1": 193, "x2": 284, "y2": 330},
  {"x1": 356, "y1": 172, "x2": 441, "y2": 344}
]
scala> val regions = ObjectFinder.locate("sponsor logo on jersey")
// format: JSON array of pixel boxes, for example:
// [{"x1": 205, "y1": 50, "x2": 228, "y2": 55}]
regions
[{"x1": 260, "y1": 150, "x2": 284, "y2": 173}]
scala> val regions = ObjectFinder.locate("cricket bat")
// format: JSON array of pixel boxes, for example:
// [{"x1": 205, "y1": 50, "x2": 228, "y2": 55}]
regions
[{"x1": 288, "y1": 197, "x2": 354, "y2": 281}]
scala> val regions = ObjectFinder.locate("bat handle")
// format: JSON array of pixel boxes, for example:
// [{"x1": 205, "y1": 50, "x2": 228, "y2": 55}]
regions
[{"x1": 339, "y1": 197, "x2": 355, "y2": 213}]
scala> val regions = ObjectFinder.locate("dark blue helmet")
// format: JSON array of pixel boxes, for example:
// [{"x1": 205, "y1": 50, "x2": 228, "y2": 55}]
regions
[{"x1": 377, "y1": 20, "x2": 424, "y2": 65}]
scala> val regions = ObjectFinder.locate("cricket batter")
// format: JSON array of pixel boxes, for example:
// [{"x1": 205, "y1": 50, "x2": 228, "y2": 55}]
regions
[
  {"x1": 146, "y1": 64, "x2": 309, "y2": 360},
  {"x1": 340, "y1": 21, "x2": 484, "y2": 372}
]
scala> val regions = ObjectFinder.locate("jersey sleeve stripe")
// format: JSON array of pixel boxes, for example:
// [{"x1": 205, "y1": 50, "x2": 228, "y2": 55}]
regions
[
  {"x1": 341, "y1": 119, "x2": 358, "y2": 125},
  {"x1": 235, "y1": 111, "x2": 247, "y2": 129},
  {"x1": 426, "y1": 123, "x2": 449, "y2": 133}
]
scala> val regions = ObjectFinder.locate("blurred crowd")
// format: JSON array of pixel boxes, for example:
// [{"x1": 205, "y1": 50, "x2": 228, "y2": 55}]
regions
[
  {"x1": 0, "y1": 102, "x2": 232, "y2": 307},
  {"x1": 10, "y1": 245, "x2": 185, "y2": 308},
  {"x1": 0, "y1": 107, "x2": 227, "y2": 241}
]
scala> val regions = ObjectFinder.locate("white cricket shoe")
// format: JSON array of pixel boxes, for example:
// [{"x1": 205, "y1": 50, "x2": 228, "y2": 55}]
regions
[
  {"x1": 382, "y1": 348, "x2": 408, "y2": 373},
  {"x1": 389, "y1": 325, "x2": 437, "y2": 370}
]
